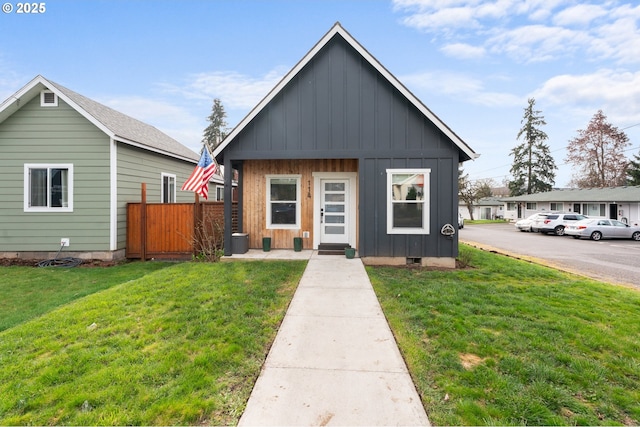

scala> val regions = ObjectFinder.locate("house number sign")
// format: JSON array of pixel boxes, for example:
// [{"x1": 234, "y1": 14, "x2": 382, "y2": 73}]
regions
[{"x1": 440, "y1": 223, "x2": 456, "y2": 236}]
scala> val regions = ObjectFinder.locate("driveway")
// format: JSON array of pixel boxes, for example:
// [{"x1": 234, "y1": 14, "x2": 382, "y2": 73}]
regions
[{"x1": 460, "y1": 223, "x2": 640, "y2": 291}]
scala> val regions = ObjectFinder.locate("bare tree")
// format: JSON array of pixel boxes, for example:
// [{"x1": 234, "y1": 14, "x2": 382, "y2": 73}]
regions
[
  {"x1": 458, "y1": 172, "x2": 494, "y2": 220},
  {"x1": 566, "y1": 110, "x2": 630, "y2": 188}
]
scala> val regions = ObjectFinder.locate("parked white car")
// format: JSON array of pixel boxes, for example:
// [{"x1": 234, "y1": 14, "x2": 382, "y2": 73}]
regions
[
  {"x1": 532, "y1": 213, "x2": 588, "y2": 235},
  {"x1": 565, "y1": 218, "x2": 640, "y2": 241},
  {"x1": 514, "y1": 213, "x2": 545, "y2": 232}
]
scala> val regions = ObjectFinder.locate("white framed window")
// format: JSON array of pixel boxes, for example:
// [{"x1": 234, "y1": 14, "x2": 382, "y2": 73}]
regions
[
  {"x1": 550, "y1": 202, "x2": 564, "y2": 211},
  {"x1": 267, "y1": 175, "x2": 300, "y2": 229},
  {"x1": 386, "y1": 169, "x2": 430, "y2": 234},
  {"x1": 40, "y1": 90, "x2": 58, "y2": 107},
  {"x1": 507, "y1": 202, "x2": 517, "y2": 211},
  {"x1": 24, "y1": 164, "x2": 73, "y2": 212},
  {"x1": 215, "y1": 185, "x2": 224, "y2": 201},
  {"x1": 526, "y1": 202, "x2": 537, "y2": 210},
  {"x1": 161, "y1": 173, "x2": 176, "y2": 203}
]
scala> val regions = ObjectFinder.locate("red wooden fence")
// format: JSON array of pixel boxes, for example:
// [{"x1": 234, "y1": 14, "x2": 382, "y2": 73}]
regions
[{"x1": 126, "y1": 185, "x2": 237, "y2": 260}]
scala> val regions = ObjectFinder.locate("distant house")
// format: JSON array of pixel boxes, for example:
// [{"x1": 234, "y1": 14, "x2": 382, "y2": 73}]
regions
[
  {"x1": 502, "y1": 186, "x2": 640, "y2": 226},
  {"x1": 0, "y1": 75, "x2": 200, "y2": 260},
  {"x1": 459, "y1": 197, "x2": 505, "y2": 220},
  {"x1": 214, "y1": 23, "x2": 478, "y2": 267}
]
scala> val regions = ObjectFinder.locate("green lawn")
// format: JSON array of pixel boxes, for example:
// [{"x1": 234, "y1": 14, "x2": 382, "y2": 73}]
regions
[
  {"x1": 0, "y1": 261, "x2": 306, "y2": 426},
  {"x1": 3, "y1": 250, "x2": 640, "y2": 426},
  {"x1": 0, "y1": 261, "x2": 173, "y2": 332},
  {"x1": 368, "y1": 245, "x2": 640, "y2": 426}
]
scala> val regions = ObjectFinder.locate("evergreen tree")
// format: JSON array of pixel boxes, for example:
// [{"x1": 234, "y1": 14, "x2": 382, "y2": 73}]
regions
[
  {"x1": 565, "y1": 110, "x2": 630, "y2": 188},
  {"x1": 508, "y1": 98, "x2": 557, "y2": 196},
  {"x1": 202, "y1": 98, "x2": 228, "y2": 154},
  {"x1": 627, "y1": 151, "x2": 640, "y2": 186}
]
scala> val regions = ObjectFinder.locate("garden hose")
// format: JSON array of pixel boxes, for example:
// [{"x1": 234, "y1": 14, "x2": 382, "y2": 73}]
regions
[{"x1": 37, "y1": 244, "x2": 83, "y2": 268}]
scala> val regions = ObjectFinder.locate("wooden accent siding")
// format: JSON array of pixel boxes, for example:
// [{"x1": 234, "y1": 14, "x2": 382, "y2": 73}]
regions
[{"x1": 242, "y1": 159, "x2": 357, "y2": 249}]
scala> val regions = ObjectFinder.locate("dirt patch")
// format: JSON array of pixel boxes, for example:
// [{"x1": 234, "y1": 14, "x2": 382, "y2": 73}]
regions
[{"x1": 459, "y1": 353, "x2": 486, "y2": 370}]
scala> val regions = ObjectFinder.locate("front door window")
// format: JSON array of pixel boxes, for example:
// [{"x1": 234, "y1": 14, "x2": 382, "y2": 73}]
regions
[{"x1": 321, "y1": 179, "x2": 348, "y2": 244}]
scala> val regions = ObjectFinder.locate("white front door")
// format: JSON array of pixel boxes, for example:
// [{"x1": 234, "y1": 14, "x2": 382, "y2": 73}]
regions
[{"x1": 320, "y1": 179, "x2": 349, "y2": 244}]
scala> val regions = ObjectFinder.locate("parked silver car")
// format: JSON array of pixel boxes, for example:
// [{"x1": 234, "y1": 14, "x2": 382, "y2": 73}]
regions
[
  {"x1": 565, "y1": 218, "x2": 640, "y2": 241},
  {"x1": 532, "y1": 213, "x2": 588, "y2": 235}
]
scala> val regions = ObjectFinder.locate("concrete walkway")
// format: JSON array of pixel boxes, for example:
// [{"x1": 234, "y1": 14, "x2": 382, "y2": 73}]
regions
[{"x1": 238, "y1": 252, "x2": 430, "y2": 426}]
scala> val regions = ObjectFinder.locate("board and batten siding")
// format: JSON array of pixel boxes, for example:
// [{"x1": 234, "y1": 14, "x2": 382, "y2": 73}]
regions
[
  {"x1": 242, "y1": 159, "x2": 358, "y2": 250},
  {"x1": 221, "y1": 34, "x2": 462, "y2": 259},
  {"x1": 0, "y1": 96, "x2": 111, "y2": 252},
  {"x1": 116, "y1": 144, "x2": 198, "y2": 250}
]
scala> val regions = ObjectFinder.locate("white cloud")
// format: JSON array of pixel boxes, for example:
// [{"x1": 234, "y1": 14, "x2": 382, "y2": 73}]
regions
[
  {"x1": 393, "y1": 0, "x2": 640, "y2": 66},
  {"x1": 160, "y1": 68, "x2": 286, "y2": 111},
  {"x1": 534, "y1": 69, "x2": 640, "y2": 125},
  {"x1": 488, "y1": 24, "x2": 588, "y2": 63},
  {"x1": 401, "y1": 70, "x2": 521, "y2": 107},
  {"x1": 440, "y1": 42, "x2": 486, "y2": 59},
  {"x1": 552, "y1": 4, "x2": 607, "y2": 27}
]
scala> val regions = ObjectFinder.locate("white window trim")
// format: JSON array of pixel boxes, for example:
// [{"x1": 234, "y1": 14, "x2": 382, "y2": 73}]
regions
[
  {"x1": 215, "y1": 185, "x2": 224, "y2": 201},
  {"x1": 24, "y1": 163, "x2": 74, "y2": 212},
  {"x1": 161, "y1": 173, "x2": 176, "y2": 203},
  {"x1": 386, "y1": 168, "x2": 430, "y2": 235},
  {"x1": 40, "y1": 90, "x2": 58, "y2": 107},
  {"x1": 266, "y1": 174, "x2": 301, "y2": 229}
]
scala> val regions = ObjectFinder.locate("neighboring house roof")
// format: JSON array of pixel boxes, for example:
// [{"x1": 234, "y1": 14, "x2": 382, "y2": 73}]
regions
[
  {"x1": 503, "y1": 186, "x2": 640, "y2": 203},
  {"x1": 214, "y1": 22, "x2": 479, "y2": 163},
  {"x1": 472, "y1": 197, "x2": 505, "y2": 207},
  {"x1": 0, "y1": 75, "x2": 198, "y2": 163}
]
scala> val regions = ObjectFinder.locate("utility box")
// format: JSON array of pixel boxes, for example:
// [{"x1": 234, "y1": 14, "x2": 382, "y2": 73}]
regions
[{"x1": 231, "y1": 233, "x2": 249, "y2": 254}]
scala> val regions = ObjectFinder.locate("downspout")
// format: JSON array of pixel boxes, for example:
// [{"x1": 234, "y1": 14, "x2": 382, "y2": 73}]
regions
[
  {"x1": 223, "y1": 156, "x2": 233, "y2": 256},
  {"x1": 109, "y1": 138, "x2": 118, "y2": 251}
]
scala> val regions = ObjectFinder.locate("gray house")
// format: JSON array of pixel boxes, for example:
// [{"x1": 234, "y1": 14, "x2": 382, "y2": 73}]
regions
[
  {"x1": 214, "y1": 23, "x2": 478, "y2": 267},
  {"x1": 503, "y1": 186, "x2": 640, "y2": 226},
  {"x1": 0, "y1": 75, "x2": 199, "y2": 261}
]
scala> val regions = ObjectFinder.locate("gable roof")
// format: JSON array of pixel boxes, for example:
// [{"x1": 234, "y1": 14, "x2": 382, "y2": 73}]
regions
[
  {"x1": 503, "y1": 186, "x2": 640, "y2": 203},
  {"x1": 0, "y1": 75, "x2": 198, "y2": 163},
  {"x1": 214, "y1": 22, "x2": 479, "y2": 162}
]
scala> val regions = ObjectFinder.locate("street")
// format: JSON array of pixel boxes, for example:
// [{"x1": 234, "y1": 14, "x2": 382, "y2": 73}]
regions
[{"x1": 460, "y1": 222, "x2": 640, "y2": 290}]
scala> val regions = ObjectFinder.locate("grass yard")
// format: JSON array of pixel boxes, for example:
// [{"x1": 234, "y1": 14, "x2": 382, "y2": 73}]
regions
[
  {"x1": 368, "y1": 244, "x2": 640, "y2": 426},
  {"x1": 0, "y1": 261, "x2": 306, "y2": 426},
  {"x1": 0, "y1": 261, "x2": 173, "y2": 331}
]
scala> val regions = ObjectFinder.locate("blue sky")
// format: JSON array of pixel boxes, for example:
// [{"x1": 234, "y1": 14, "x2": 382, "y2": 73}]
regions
[{"x1": 2, "y1": 0, "x2": 639, "y2": 187}]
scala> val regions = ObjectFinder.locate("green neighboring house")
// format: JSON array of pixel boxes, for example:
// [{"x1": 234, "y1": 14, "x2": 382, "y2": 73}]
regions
[{"x1": 0, "y1": 75, "x2": 200, "y2": 261}]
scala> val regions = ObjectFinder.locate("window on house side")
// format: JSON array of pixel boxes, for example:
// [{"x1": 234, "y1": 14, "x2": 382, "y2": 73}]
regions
[
  {"x1": 267, "y1": 175, "x2": 300, "y2": 229},
  {"x1": 216, "y1": 185, "x2": 224, "y2": 201},
  {"x1": 24, "y1": 164, "x2": 73, "y2": 212},
  {"x1": 526, "y1": 202, "x2": 537, "y2": 210},
  {"x1": 550, "y1": 202, "x2": 563, "y2": 211},
  {"x1": 386, "y1": 169, "x2": 430, "y2": 235},
  {"x1": 162, "y1": 173, "x2": 176, "y2": 203}
]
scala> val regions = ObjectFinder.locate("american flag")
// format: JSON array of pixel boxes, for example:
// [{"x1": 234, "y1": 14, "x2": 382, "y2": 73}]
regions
[{"x1": 181, "y1": 149, "x2": 218, "y2": 200}]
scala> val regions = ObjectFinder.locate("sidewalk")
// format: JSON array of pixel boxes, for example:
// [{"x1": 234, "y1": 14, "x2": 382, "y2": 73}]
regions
[{"x1": 238, "y1": 252, "x2": 430, "y2": 426}]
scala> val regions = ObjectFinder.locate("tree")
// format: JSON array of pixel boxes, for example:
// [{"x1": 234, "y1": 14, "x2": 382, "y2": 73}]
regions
[
  {"x1": 626, "y1": 151, "x2": 640, "y2": 186},
  {"x1": 566, "y1": 110, "x2": 630, "y2": 188},
  {"x1": 508, "y1": 98, "x2": 557, "y2": 196},
  {"x1": 202, "y1": 98, "x2": 229, "y2": 154},
  {"x1": 458, "y1": 172, "x2": 494, "y2": 220}
]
